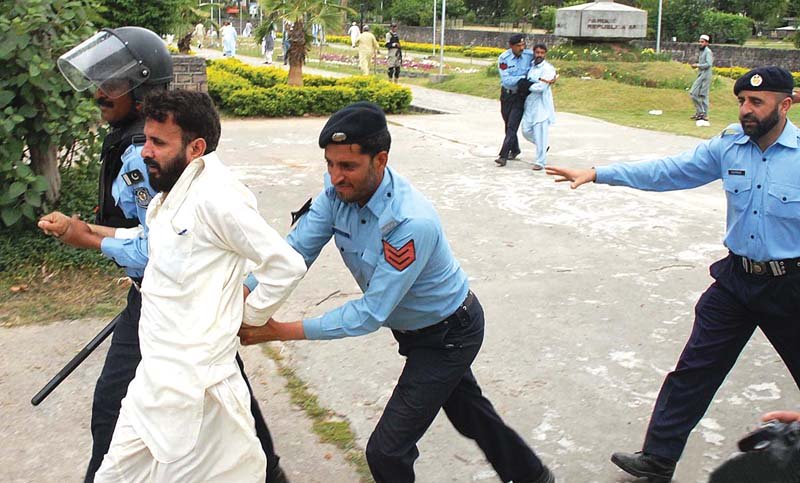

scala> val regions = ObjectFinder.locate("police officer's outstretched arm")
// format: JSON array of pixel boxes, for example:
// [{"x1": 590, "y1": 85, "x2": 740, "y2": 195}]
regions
[{"x1": 545, "y1": 166, "x2": 597, "y2": 189}]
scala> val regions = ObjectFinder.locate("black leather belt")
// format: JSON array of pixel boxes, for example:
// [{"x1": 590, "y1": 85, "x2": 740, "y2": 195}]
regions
[
  {"x1": 398, "y1": 291, "x2": 474, "y2": 334},
  {"x1": 501, "y1": 87, "x2": 518, "y2": 95},
  {"x1": 130, "y1": 276, "x2": 143, "y2": 291},
  {"x1": 735, "y1": 254, "x2": 800, "y2": 277}
]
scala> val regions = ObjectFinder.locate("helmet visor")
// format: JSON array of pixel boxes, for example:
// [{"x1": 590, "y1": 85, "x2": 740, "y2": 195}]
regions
[{"x1": 57, "y1": 30, "x2": 149, "y2": 98}]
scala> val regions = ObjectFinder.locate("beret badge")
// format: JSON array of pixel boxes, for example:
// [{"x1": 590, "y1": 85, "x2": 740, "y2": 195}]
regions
[
  {"x1": 332, "y1": 132, "x2": 347, "y2": 142},
  {"x1": 750, "y1": 74, "x2": 763, "y2": 87}
]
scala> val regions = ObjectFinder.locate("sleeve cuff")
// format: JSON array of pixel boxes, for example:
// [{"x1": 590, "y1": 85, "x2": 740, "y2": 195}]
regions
[
  {"x1": 302, "y1": 317, "x2": 324, "y2": 340},
  {"x1": 100, "y1": 237, "x2": 125, "y2": 262},
  {"x1": 594, "y1": 166, "x2": 612, "y2": 184},
  {"x1": 244, "y1": 272, "x2": 258, "y2": 292}
]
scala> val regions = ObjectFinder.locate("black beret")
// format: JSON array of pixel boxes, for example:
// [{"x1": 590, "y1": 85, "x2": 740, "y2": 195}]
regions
[
  {"x1": 319, "y1": 101, "x2": 388, "y2": 148},
  {"x1": 508, "y1": 34, "x2": 525, "y2": 45},
  {"x1": 733, "y1": 66, "x2": 794, "y2": 96}
]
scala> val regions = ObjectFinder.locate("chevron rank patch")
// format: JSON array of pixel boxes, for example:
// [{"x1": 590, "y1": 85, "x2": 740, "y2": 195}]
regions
[{"x1": 383, "y1": 239, "x2": 416, "y2": 271}]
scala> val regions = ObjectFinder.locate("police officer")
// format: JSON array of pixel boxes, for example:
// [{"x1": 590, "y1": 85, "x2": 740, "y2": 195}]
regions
[
  {"x1": 546, "y1": 66, "x2": 800, "y2": 482},
  {"x1": 495, "y1": 33, "x2": 533, "y2": 167},
  {"x1": 40, "y1": 27, "x2": 288, "y2": 483},
  {"x1": 239, "y1": 102, "x2": 555, "y2": 483}
]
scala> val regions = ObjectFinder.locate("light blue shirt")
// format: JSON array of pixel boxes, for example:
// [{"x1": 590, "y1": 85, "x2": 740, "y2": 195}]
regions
[
  {"x1": 99, "y1": 144, "x2": 156, "y2": 278},
  {"x1": 287, "y1": 167, "x2": 469, "y2": 340},
  {"x1": 595, "y1": 121, "x2": 800, "y2": 262},
  {"x1": 498, "y1": 48, "x2": 534, "y2": 90},
  {"x1": 523, "y1": 59, "x2": 557, "y2": 126}
]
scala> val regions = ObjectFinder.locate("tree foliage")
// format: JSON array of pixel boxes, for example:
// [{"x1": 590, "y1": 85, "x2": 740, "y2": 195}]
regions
[
  {"x1": 260, "y1": 0, "x2": 352, "y2": 86},
  {"x1": 98, "y1": 0, "x2": 193, "y2": 34},
  {"x1": 0, "y1": 0, "x2": 103, "y2": 227},
  {"x1": 700, "y1": 10, "x2": 753, "y2": 44}
]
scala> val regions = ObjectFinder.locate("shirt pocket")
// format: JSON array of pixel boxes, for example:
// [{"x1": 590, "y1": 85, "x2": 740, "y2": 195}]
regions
[
  {"x1": 334, "y1": 235, "x2": 361, "y2": 278},
  {"x1": 766, "y1": 183, "x2": 800, "y2": 220},
  {"x1": 153, "y1": 215, "x2": 195, "y2": 285},
  {"x1": 722, "y1": 176, "x2": 752, "y2": 212}
]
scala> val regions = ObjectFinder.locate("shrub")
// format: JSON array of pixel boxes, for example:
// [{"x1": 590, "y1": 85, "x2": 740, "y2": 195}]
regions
[
  {"x1": 700, "y1": 10, "x2": 752, "y2": 45},
  {"x1": 209, "y1": 59, "x2": 412, "y2": 116}
]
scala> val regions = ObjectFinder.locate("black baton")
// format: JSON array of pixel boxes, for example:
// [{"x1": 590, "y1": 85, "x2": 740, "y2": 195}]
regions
[{"x1": 31, "y1": 311, "x2": 123, "y2": 406}]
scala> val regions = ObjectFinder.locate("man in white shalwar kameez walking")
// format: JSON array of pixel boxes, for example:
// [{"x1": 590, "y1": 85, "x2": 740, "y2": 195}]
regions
[
  {"x1": 521, "y1": 43, "x2": 557, "y2": 171},
  {"x1": 94, "y1": 90, "x2": 306, "y2": 483}
]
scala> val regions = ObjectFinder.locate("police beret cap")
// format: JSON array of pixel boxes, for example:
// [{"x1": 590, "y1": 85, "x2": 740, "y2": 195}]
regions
[
  {"x1": 319, "y1": 101, "x2": 388, "y2": 148},
  {"x1": 508, "y1": 34, "x2": 525, "y2": 45},
  {"x1": 734, "y1": 66, "x2": 794, "y2": 96}
]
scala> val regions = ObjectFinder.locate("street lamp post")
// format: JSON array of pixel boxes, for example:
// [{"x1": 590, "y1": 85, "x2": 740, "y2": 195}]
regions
[
  {"x1": 432, "y1": 0, "x2": 437, "y2": 56},
  {"x1": 656, "y1": 0, "x2": 663, "y2": 53},
  {"x1": 438, "y1": 0, "x2": 446, "y2": 75}
]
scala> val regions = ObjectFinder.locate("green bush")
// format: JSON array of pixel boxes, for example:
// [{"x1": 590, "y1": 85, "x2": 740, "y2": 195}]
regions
[
  {"x1": 0, "y1": 145, "x2": 113, "y2": 273},
  {"x1": 1, "y1": 0, "x2": 102, "y2": 227},
  {"x1": 535, "y1": 6, "x2": 557, "y2": 32},
  {"x1": 700, "y1": 10, "x2": 752, "y2": 45},
  {"x1": 209, "y1": 59, "x2": 413, "y2": 115}
]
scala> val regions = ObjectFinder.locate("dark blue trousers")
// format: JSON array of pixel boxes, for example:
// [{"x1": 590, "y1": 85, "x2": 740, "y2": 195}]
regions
[
  {"x1": 84, "y1": 285, "x2": 281, "y2": 482},
  {"x1": 499, "y1": 90, "x2": 524, "y2": 159},
  {"x1": 643, "y1": 254, "x2": 800, "y2": 461},
  {"x1": 366, "y1": 293, "x2": 545, "y2": 483}
]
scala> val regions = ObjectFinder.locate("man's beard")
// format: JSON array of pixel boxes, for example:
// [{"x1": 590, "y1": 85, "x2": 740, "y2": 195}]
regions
[
  {"x1": 740, "y1": 106, "x2": 780, "y2": 140},
  {"x1": 699, "y1": 45, "x2": 706, "y2": 51},
  {"x1": 335, "y1": 161, "x2": 380, "y2": 204},
  {"x1": 145, "y1": 151, "x2": 188, "y2": 192},
  {"x1": 534, "y1": 57, "x2": 544, "y2": 65}
]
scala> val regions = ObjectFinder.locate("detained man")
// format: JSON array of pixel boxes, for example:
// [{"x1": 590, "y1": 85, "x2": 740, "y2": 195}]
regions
[{"x1": 94, "y1": 90, "x2": 307, "y2": 482}]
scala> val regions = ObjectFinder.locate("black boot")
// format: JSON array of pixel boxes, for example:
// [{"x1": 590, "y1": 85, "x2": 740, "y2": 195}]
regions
[{"x1": 611, "y1": 451, "x2": 675, "y2": 482}]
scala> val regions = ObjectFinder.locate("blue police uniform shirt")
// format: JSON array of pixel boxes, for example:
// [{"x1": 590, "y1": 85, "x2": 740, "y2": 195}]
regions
[
  {"x1": 595, "y1": 120, "x2": 800, "y2": 262},
  {"x1": 287, "y1": 166, "x2": 470, "y2": 340},
  {"x1": 498, "y1": 48, "x2": 533, "y2": 90},
  {"x1": 98, "y1": 144, "x2": 156, "y2": 278}
]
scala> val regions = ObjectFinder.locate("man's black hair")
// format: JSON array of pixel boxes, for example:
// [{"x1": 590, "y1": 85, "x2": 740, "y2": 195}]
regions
[
  {"x1": 533, "y1": 43, "x2": 548, "y2": 52},
  {"x1": 142, "y1": 90, "x2": 221, "y2": 154},
  {"x1": 356, "y1": 130, "x2": 392, "y2": 158}
]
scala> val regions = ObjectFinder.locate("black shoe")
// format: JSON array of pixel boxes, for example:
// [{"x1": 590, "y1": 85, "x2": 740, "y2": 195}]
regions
[
  {"x1": 698, "y1": 114, "x2": 709, "y2": 121},
  {"x1": 611, "y1": 451, "x2": 675, "y2": 482},
  {"x1": 494, "y1": 156, "x2": 507, "y2": 167},
  {"x1": 690, "y1": 113, "x2": 699, "y2": 120},
  {"x1": 267, "y1": 464, "x2": 290, "y2": 483},
  {"x1": 517, "y1": 465, "x2": 556, "y2": 483},
  {"x1": 508, "y1": 150, "x2": 521, "y2": 160}
]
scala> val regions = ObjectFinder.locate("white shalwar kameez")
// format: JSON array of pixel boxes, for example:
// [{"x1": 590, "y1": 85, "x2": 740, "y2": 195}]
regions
[
  {"x1": 521, "y1": 60, "x2": 557, "y2": 168},
  {"x1": 95, "y1": 152, "x2": 307, "y2": 483}
]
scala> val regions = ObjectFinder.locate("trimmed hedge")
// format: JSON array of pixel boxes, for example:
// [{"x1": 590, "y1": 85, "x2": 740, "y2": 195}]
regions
[
  {"x1": 326, "y1": 34, "x2": 505, "y2": 58},
  {"x1": 715, "y1": 66, "x2": 800, "y2": 86},
  {"x1": 208, "y1": 59, "x2": 412, "y2": 116}
]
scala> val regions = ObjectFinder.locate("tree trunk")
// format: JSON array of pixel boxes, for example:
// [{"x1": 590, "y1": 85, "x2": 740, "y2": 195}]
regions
[
  {"x1": 29, "y1": 143, "x2": 60, "y2": 204},
  {"x1": 287, "y1": 19, "x2": 306, "y2": 86}
]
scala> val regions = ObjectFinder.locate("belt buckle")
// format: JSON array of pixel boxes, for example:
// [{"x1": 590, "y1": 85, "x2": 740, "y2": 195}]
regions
[{"x1": 752, "y1": 262, "x2": 766, "y2": 275}]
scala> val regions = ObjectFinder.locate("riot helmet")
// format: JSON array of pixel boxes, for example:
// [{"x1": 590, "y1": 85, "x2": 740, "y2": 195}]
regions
[{"x1": 58, "y1": 26, "x2": 173, "y2": 101}]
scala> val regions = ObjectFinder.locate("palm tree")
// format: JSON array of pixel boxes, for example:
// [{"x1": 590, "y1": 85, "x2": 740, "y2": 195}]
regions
[{"x1": 261, "y1": 0, "x2": 354, "y2": 85}]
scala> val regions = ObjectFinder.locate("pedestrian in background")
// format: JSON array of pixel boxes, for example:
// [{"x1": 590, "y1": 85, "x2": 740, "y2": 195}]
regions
[
  {"x1": 261, "y1": 28, "x2": 276, "y2": 64},
  {"x1": 356, "y1": 25, "x2": 379, "y2": 75},
  {"x1": 193, "y1": 22, "x2": 205, "y2": 49},
  {"x1": 221, "y1": 21, "x2": 237, "y2": 57},
  {"x1": 348, "y1": 21, "x2": 360, "y2": 48},
  {"x1": 690, "y1": 34, "x2": 714, "y2": 122}
]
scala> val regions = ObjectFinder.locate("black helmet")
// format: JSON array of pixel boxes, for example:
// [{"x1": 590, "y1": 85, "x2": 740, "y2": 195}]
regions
[{"x1": 58, "y1": 26, "x2": 173, "y2": 100}]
